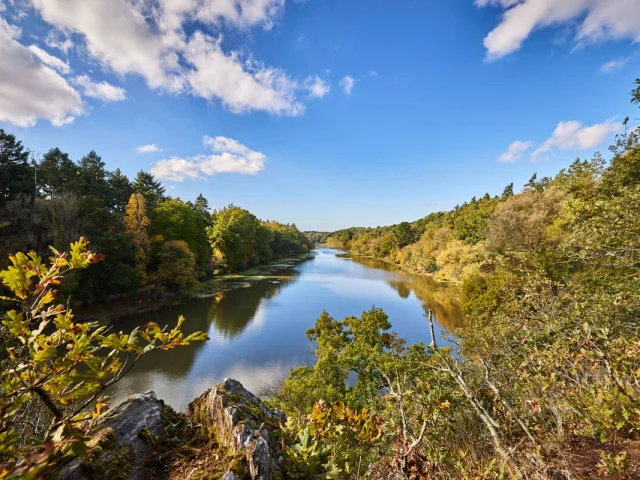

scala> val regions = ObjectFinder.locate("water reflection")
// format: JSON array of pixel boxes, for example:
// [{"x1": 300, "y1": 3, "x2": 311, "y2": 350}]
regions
[
  {"x1": 107, "y1": 248, "x2": 464, "y2": 410},
  {"x1": 208, "y1": 275, "x2": 298, "y2": 338},
  {"x1": 347, "y1": 256, "x2": 464, "y2": 331}
]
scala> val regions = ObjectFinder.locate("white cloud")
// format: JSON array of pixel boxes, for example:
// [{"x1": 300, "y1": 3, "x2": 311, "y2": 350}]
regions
[
  {"x1": 150, "y1": 135, "x2": 266, "y2": 181},
  {"x1": 203, "y1": 135, "x2": 253, "y2": 155},
  {"x1": 158, "y1": 0, "x2": 286, "y2": 33},
  {"x1": 137, "y1": 144, "x2": 163, "y2": 154},
  {"x1": 45, "y1": 30, "x2": 74, "y2": 54},
  {"x1": 32, "y1": 0, "x2": 183, "y2": 90},
  {"x1": 340, "y1": 75, "x2": 356, "y2": 95},
  {"x1": 151, "y1": 157, "x2": 202, "y2": 181},
  {"x1": 477, "y1": 0, "x2": 640, "y2": 60},
  {"x1": 184, "y1": 32, "x2": 303, "y2": 115},
  {"x1": 532, "y1": 119, "x2": 622, "y2": 160},
  {"x1": 303, "y1": 75, "x2": 330, "y2": 98},
  {"x1": 0, "y1": 18, "x2": 83, "y2": 127},
  {"x1": 600, "y1": 57, "x2": 628, "y2": 73},
  {"x1": 74, "y1": 74, "x2": 126, "y2": 102},
  {"x1": 499, "y1": 140, "x2": 533, "y2": 162},
  {"x1": 28, "y1": 44, "x2": 71, "y2": 74},
  {"x1": 26, "y1": 0, "x2": 321, "y2": 118}
]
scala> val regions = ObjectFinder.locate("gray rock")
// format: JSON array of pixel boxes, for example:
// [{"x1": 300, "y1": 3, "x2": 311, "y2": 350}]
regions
[
  {"x1": 222, "y1": 471, "x2": 238, "y2": 480},
  {"x1": 56, "y1": 391, "x2": 165, "y2": 480},
  {"x1": 188, "y1": 378, "x2": 286, "y2": 480}
]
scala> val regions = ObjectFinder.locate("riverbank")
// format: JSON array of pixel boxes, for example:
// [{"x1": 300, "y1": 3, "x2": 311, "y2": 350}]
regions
[
  {"x1": 75, "y1": 252, "x2": 315, "y2": 322},
  {"x1": 330, "y1": 246, "x2": 455, "y2": 283}
]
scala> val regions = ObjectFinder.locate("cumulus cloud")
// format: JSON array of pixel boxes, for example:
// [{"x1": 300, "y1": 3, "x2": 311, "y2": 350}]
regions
[
  {"x1": 27, "y1": 45, "x2": 70, "y2": 74},
  {"x1": 0, "y1": 18, "x2": 83, "y2": 127},
  {"x1": 303, "y1": 75, "x2": 330, "y2": 98},
  {"x1": 150, "y1": 136, "x2": 266, "y2": 181},
  {"x1": 532, "y1": 119, "x2": 622, "y2": 160},
  {"x1": 137, "y1": 144, "x2": 163, "y2": 153},
  {"x1": 499, "y1": 140, "x2": 533, "y2": 162},
  {"x1": 32, "y1": 0, "x2": 181, "y2": 90},
  {"x1": 25, "y1": 0, "x2": 321, "y2": 117},
  {"x1": 184, "y1": 32, "x2": 303, "y2": 115},
  {"x1": 477, "y1": 0, "x2": 640, "y2": 60},
  {"x1": 340, "y1": 75, "x2": 356, "y2": 95},
  {"x1": 74, "y1": 75, "x2": 126, "y2": 102}
]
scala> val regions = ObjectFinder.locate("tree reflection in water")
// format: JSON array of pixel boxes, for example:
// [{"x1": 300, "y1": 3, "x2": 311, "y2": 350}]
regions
[{"x1": 350, "y1": 256, "x2": 464, "y2": 331}]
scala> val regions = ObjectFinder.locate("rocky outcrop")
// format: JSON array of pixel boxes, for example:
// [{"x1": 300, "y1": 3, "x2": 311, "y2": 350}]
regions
[
  {"x1": 56, "y1": 392, "x2": 166, "y2": 480},
  {"x1": 55, "y1": 379, "x2": 286, "y2": 480},
  {"x1": 187, "y1": 378, "x2": 287, "y2": 480}
]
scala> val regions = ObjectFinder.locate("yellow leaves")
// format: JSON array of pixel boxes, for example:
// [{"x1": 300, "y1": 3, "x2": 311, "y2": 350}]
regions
[
  {"x1": 3, "y1": 310, "x2": 29, "y2": 343},
  {"x1": 32, "y1": 346, "x2": 58, "y2": 364},
  {"x1": 124, "y1": 194, "x2": 151, "y2": 284},
  {"x1": 92, "y1": 398, "x2": 108, "y2": 420},
  {"x1": 53, "y1": 311, "x2": 74, "y2": 332},
  {"x1": 0, "y1": 252, "x2": 40, "y2": 299},
  {"x1": 67, "y1": 237, "x2": 103, "y2": 269},
  {"x1": 307, "y1": 400, "x2": 383, "y2": 445}
]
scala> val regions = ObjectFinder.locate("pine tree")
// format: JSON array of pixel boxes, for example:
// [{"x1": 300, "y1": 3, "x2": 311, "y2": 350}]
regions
[
  {"x1": 0, "y1": 129, "x2": 32, "y2": 205},
  {"x1": 132, "y1": 171, "x2": 165, "y2": 210}
]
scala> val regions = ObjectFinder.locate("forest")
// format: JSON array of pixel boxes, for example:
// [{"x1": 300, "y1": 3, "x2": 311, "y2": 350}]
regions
[
  {"x1": 0, "y1": 80, "x2": 639, "y2": 479},
  {"x1": 0, "y1": 138, "x2": 311, "y2": 304}
]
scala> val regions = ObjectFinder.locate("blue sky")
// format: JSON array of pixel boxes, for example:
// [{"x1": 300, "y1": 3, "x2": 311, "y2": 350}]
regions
[{"x1": 1, "y1": 0, "x2": 639, "y2": 231}]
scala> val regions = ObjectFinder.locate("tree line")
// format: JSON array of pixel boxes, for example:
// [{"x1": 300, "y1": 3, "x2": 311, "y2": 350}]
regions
[{"x1": 0, "y1": 134, "x2": 310, "y2": 304}]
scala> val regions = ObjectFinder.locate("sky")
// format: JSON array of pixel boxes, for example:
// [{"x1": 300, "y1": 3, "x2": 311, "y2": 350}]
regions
[{"x1": 0, "y1": 0, "x2": 639, "y2": 232}]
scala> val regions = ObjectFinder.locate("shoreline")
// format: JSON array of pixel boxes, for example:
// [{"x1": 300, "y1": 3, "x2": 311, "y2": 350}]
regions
[
  {"x1": 325, "y1": 245, "x2": 458, "y2": 285},
  {"x1": 75, "y1": 252, "x2": 316, "y2": 322}
]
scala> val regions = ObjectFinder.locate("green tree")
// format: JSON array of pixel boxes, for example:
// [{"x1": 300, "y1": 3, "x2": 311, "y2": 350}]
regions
[
  {"x1": 77, "y1": 151, "x2": 110, "y2": 200},
  {"x1": 152, "y1": 198, "x2": 211, "y2": 274},
  {"x1": 0, "y1": 130, "x2": 33, "y2": 206},
  {"x1": 193, "y1": 194, "x2": 211, "y2": 220},
  {"x1": 524, "y1": 172, "x2": 551, "y2": 194},
  {"x1": 394, "y1": 222, "x2": 413, "y2": 248},
  {"x1": 37, "y1": 148, "x2": 80, "y2": 199},
  {"x1": 108, "y1": 168, "x2": 133, "y2": 213},
  {"x1": 75, "y1": 195, "x2": 137, "y2": 303},
  {"x1": 501, "y1": 182, "x2": 514, "y2": 200},
  {"x1": 444, "y1": 196, "x2": 498, "y2": 244},
  {"x1": 154, "y1": 240, "x2": 198, "y2": 290},
  {"x1": 207, "y1": 204, "x2": 273, "y2": 271},
  {"x1": 132, "y1": 171, "x2": 165, "y2": 211}
]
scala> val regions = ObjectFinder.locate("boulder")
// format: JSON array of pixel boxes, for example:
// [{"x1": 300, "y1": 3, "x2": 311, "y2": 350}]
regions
[
  {"x1": 56, "y1": 391, "x2": 166, "y2": 480},
  {"x1": 187, "y1": 378, "x2": 286, "y2": 480}
]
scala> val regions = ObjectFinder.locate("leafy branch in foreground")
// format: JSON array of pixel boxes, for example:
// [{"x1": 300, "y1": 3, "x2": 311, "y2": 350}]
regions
[{"x1": 0, "y1": 237, "x2": 208, "y2": 479}]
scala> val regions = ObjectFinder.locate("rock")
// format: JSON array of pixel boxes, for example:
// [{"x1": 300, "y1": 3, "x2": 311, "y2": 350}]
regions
[
  {"x1": 56, "y1": 391, "x2": 166, "y2": 480},
  {"x1": 222, "y1": 471, "x2": 238, "y2": 480},
  {"x1": 187, "y1": 378, "x2": 286, "y2": 480}
]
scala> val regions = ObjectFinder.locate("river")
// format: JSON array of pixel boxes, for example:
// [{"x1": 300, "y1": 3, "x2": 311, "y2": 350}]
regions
[{"x1": 107, "y1": 247, "x2": 463, "y2": 410}]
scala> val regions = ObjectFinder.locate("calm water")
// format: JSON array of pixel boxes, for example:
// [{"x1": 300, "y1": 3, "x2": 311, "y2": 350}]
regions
[{"x1": 108, "y1": 248, "x2": 463, "y2": 410}]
